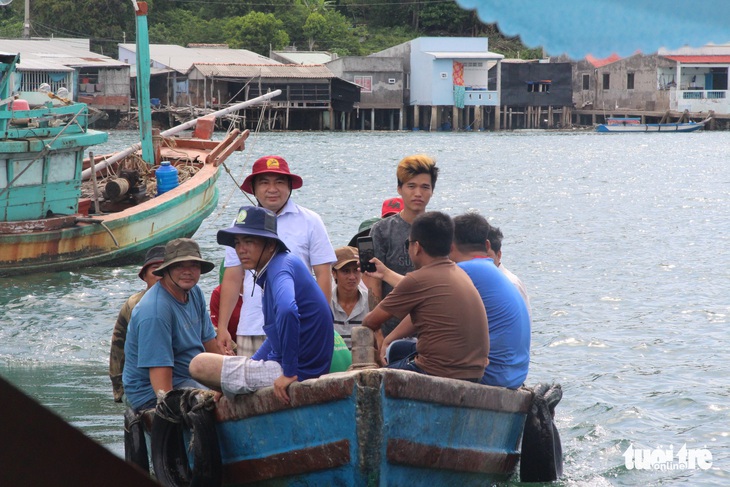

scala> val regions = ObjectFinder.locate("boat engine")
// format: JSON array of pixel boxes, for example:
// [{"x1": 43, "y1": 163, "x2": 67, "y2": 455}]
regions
[{"x1": 104, "y1": 170, "x2": 148, "y2": 204}]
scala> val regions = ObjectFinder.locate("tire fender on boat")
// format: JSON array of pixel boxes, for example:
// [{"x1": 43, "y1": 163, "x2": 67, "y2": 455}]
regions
[
  {"x1": 520, "y1": 382, "x2": 563, "y2": 482},
  {"x1": 124, "y1": 407, "x2": 150, "y2": 472},
  {"x1": 151, "y1": 388, "x2": 221, "y2": 487}
]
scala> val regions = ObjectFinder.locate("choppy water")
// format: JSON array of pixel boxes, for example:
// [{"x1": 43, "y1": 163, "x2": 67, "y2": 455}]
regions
[{"x1": 1, "y1": 129, "x2": 728, "y2": 485}]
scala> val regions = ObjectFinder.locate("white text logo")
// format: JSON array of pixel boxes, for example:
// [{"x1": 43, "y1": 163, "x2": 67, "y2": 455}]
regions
[{"x1": 624, "y1": 444, "x2": 712, "y2": 470}]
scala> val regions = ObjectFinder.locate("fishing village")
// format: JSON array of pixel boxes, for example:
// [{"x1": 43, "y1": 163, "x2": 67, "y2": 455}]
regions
[{"x1": 1, "y1": 1, "x2": 729, "y2": 486}]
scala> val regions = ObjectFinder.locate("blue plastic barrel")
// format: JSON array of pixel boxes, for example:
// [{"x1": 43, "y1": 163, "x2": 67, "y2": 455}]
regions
[{"x1": 156, "y1": 161, "x2": 178, "y2": 195}]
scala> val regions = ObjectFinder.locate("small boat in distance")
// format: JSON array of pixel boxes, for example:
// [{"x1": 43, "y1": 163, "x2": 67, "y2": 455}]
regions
[
  {"x1": 596, "y1": 116, "x2": 711, "y2": 133},
  {"x1": 0, "y1": 4, "x2": 278, "y2": 277}
]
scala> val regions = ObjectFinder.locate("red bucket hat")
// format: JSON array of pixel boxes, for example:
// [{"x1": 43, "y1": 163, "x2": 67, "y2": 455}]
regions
[{"x1": 240, "y1": 156, "x2": 303, "y2": 195}]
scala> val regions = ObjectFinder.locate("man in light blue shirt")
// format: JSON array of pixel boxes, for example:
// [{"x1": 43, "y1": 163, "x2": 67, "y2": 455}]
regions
[
  {"x1": 451, "y1": 213, "x2": 531, "y2": 389},
  {"x1": 123, "y1": 239, "x2": 220, "y2": 411}
]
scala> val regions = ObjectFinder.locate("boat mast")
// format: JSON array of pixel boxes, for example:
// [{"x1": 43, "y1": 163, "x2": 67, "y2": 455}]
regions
[{"x1": 132, "y1": 0, "x2": 155, "y2": 164}]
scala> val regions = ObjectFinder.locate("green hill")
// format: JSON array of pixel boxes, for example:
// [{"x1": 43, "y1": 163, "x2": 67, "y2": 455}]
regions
[{"x1": 0, "y1": 0, "x2": 541, "y2": 59}]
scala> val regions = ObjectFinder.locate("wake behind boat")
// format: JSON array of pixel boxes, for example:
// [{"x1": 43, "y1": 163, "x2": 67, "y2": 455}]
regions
[
  {"x1": 596, "y1": 116, "x2": 711, "y2": 133},
  {"x1": 0, "y1": 5, "x2": 278, "y2": 277}
]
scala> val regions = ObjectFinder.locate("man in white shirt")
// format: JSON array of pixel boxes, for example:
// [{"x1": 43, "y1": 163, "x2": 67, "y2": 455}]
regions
[{"x1": 215, "y1": 155, "x2": 336, "y2": 356}]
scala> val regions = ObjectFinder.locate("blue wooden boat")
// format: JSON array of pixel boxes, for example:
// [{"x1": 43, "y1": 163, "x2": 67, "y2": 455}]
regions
[
  {"x1": 133, "y1": 327, "x2": 563, "y2": 486},
  {"x1": 0, "y1": 3, "x2": 277, "y2": 277},
  {"x1": 214, "y1": 369, "x2": 531, "y2": 485},
  {"x1": 596, "y1": 116, "x2": 710, "y2": 132}
]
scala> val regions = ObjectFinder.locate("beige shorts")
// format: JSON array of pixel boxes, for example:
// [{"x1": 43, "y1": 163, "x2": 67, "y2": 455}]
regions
[
  {"x1": 236, "y1": 335, "x2": 266, "y2": 357},
  {"x1": 220, "y1": 355, "x2": 283, "y2": 398}
]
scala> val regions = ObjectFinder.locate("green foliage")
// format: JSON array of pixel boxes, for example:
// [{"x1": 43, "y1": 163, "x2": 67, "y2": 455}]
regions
[
  {"x1": 1, "y1": 0, "x2": 541, "y2": 59},
  {"x1": 359, "y1": 26, "x2": 415, "y2": 54},
  {"x1": 223, "y1": 12, "x2": 289, "y2": 55},
  {"x1": 302, "y1": 9, "x2": 362, "y2": 55},
  {"x1": 149, "y1": 9, "x2": 226, "y2": 45}
]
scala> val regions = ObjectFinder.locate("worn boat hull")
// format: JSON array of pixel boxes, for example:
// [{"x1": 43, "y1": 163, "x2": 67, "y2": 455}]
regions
[
  {"x1": 0, "y1": 158, "x2": 219, "y2": 276},
  {"x1": 596, "y1": 120, "x2": 708, "y2": 132},
  {"x1": 0, "y1": 127, "x2": 250, "y2": 277},
  {"x1": 212, "y1": 369, "x2": 531, "y2": 486}
]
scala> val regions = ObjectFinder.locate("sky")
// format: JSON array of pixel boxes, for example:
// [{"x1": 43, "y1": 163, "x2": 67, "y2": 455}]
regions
[{"x1": 455, "y1": 0, "x2": 730, "y2": 58}]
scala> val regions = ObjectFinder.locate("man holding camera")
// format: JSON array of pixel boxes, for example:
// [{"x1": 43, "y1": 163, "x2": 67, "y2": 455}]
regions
[{"x1": 362, "y1": 212, "x2": 489, "y2": 382}]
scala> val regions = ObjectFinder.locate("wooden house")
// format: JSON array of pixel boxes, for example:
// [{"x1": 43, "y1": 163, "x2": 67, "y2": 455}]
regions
[
  {"x1": 186, "y1": 63, "x2": 360, "y2": 130},
  {"x1": 500, "y1": 60, "x2": 573, "y2": 129}
]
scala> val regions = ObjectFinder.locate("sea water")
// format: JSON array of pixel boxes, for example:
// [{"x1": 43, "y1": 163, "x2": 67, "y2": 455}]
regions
[{"x1": 1, "y1": 129, "x2": 728, "y2": 485}]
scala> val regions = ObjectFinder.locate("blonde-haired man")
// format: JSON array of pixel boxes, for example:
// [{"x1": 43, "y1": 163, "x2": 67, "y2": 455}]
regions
[{"x1": 363, "y1": 154, "x2": 439, "y2": 338}]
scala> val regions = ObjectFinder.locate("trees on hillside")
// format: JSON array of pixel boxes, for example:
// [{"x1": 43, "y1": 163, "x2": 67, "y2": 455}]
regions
[
  {"x1": 1, "y1": 0, "x2": 539, "y2": 58},
  {"x1": 224, "y1": 12, "x2": 289, "y2": 54}
]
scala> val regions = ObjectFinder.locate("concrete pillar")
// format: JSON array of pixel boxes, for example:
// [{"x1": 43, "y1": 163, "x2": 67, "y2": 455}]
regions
[
  {"x1": 452, "y1": 106, "x2": 459, "y2": 131},
  {"x1": 430, "y1": 106, "x2": 438, "y2": 132},
  {"x1": 413, "y1": 105, "x2": 420, "y2": 130},
  {"x1": 399, "y1": 108, "x2": 404, "y2": 131}
]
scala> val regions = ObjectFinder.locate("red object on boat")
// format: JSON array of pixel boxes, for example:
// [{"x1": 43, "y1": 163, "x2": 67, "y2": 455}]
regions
[{"x1": 11, "y1": 99, "x2": 30, "y2": 111}]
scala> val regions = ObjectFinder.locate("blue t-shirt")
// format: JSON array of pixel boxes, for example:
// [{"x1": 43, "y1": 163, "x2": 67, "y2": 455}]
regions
[
  {"x1": 123, "y1": 283, "x2": 216, "y2": 410},
  {"x1": 458, "y1": 258, "x2": 531, "y2": 389},
  {"x1": 252, "y1": 251, "x2": 334, "y2": 380}
]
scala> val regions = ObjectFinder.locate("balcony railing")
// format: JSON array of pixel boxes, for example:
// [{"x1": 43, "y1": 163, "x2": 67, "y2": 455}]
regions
[{"x1": 681, "y1": 90, "x2": 726, "y2": 100}]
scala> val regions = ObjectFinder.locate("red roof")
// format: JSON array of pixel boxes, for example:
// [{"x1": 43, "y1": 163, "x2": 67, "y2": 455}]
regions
[
  {"x1": 585, "y1": 53, "x2": 622, "y2": 67},
  {"x1": 663, "y1": 55, "x2": 730, "y2": 63}
]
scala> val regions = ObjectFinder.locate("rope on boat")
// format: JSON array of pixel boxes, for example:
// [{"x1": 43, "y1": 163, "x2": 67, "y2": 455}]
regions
[
  {"x1": 74, "y1": 218, "x2": 120, "y2": 247},
  {"x1": 81, "y1": 153, "x2": 202, "y2": 201}
]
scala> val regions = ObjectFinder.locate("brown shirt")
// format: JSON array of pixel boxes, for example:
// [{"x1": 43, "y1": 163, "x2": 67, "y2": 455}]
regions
[{"x1": 379, "y1": 259, "x2": 490, "y2": 379}]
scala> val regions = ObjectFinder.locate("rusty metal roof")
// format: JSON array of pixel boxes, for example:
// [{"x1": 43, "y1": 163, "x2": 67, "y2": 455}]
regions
[
  {"x1": 0, "y1": 38, "x2": 128, "y2": 69},
  {"x1": 119, "y1": 44, "x2": 279, "y2": 74}
]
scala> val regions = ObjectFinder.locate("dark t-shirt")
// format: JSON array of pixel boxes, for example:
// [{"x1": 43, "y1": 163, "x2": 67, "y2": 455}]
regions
[
  {"x1": 378, "y1": 259, "x2": 490, "y2": 380},
  {"x1": 369, "y1": 213, "x2": 412, "y2": 336}
]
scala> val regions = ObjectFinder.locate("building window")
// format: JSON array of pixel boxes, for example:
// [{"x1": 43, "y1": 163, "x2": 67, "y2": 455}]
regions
[
  {"x1": 526, "y1": 80, "x2": 551, "y2": 93},
  {"x1": 582, "y1": 74, "x2": 590, "y2": 90},
  {"x1": 602, "y1": 73, "x2": 610, "y2": 90},
  {"x1": 353, "y1": 76, "x2": 372, "y2": 93},
  {"x1": 627, "y1": 72, "x2": 635, "y2": 90}
]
